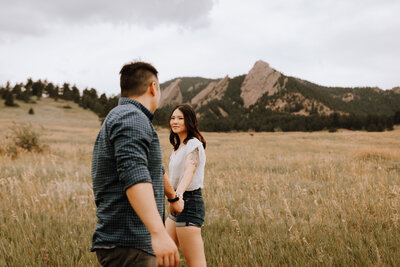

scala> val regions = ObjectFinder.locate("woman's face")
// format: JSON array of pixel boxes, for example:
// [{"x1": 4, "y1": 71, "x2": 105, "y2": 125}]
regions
[{"x1": 170, "y1": 108, "x2": 186, "y2": 134}]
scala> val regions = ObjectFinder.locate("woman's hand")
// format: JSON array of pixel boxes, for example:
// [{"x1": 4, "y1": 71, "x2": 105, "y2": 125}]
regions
[{"x1": 169, "y1": 198, "x2": 184, "y2": 216}]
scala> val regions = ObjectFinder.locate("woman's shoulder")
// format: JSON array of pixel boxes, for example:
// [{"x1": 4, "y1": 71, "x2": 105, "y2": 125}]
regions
[
  {"x1": 186, "y1": 138, "x2": 205, "y2": 156},
  {"x1": 187, "y1": 137, "x2": 202, "y2": 147}
]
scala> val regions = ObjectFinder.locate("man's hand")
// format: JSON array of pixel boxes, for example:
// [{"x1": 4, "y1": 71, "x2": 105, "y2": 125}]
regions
[
  {"x1": 126, "y1": 183, "x2": 180, "y2": 267},
  {"x1": 151, "y1": 230, "x2": 180, "y2": 267},
  {"x1": 170, "y1": 198, "x2": 184, "y2": 216}
]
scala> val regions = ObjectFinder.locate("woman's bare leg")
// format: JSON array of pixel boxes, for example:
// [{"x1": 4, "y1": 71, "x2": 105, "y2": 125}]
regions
[
  {"x1": 176, "y1": 226, "x2": 206, "y2": 267},
  {"x1": 165, "y1": 217, "x2": 179, "y2": 246}
]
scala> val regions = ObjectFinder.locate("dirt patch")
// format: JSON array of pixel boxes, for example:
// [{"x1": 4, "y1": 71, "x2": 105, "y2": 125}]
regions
[{"x1": 342, "y1": 93, "x2": 354, "y2": 102}]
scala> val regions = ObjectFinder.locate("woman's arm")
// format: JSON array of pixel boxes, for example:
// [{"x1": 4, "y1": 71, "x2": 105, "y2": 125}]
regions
[
  {"x1": 164, "y1": 172, "x2": 184, "y2": 215},
  {"x1": 175, "y1": 147, "x2": 199, "y2": 196}
]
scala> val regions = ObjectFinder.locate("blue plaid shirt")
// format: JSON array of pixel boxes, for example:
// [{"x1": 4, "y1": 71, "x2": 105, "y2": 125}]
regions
[{"x1": 91, "y1": 97, "x2": 164, "y2": 255}]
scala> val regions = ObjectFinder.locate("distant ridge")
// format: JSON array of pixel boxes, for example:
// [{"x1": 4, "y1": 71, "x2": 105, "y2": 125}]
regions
[
  {"x1": 160, "y1": 60, "x2": 400, "y2": 117},
  {"x1": 1, "y1": 62, "x2": 399, "y2": 132},
  {"x1": 157, "y1": 60, "x2": 400, "y2": 131}
]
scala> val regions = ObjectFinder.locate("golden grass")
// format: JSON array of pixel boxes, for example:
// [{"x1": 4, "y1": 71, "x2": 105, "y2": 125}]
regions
[{"x1": 1, "y1": 99, "x2": 400, "y2": 266}]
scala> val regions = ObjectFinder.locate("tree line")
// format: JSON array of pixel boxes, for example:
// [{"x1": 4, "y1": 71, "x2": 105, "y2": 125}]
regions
[
  {"x1": 0, "y1": 79, "x2": 119, "y2": 121},
  {"x1": 154, "y1": 105, "x2": 400, "y2": 132},
  {"x1": 2, "y1": 78, "x2": 399, "y2": 132},
  {"x1": 154, "y1": 73, "x2": 400, "y2": 133}
]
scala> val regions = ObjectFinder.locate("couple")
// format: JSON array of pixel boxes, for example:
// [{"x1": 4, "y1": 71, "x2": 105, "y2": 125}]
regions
[{"x1": 91, "y1": 61, "x2": 207, "y2": 267}]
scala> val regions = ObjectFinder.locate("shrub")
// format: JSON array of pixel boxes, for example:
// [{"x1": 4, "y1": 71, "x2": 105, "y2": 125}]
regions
[
  {"x1": 29, "y1": 108, "x2": 34, "y2": 115},
  {"x1": 0, "y1": 135, "x2": 18, "y2": 159},
  {"x1": 0, "y1": 142, "x2": 7, "y2": 155},
  {"x1": 9, "y1": 123, "x2": 45, "y2": 152}
]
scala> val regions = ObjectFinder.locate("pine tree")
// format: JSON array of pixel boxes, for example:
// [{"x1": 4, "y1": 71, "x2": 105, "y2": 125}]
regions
[
  {"x1": 13, "y1": 84, "x2": 22, "y2": 100},
  {"x1": 4, "y1": 91, "x2": 16, "y2": 107},
  {"x1": 62, "y1": 83, "x2": 72, "y2": 100},
  {"x1": 32, "y1": 80, "x2": 44, "y2": 100},
  {"x1": 71, "y1": 86, "x2": 81, "y2": 104}
]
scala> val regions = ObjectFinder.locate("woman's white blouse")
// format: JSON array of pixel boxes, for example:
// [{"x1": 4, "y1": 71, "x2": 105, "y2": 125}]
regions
[{"x1": 168, "y1": 137, "x2": 206, "y2": 191}]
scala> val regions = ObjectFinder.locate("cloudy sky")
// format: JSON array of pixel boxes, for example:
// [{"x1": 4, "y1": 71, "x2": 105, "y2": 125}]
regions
[{"x1": 0, "y1": 0, "x2": 399, "y2": 96}]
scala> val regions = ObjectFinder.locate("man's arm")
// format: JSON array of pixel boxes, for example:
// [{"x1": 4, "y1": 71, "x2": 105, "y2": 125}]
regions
[
  {"x1": 164, "y1": 172, "x2": 175, "y2": 199},
  {"x1": 126, "y1": 183, "x2": 180, "y2": 267}
]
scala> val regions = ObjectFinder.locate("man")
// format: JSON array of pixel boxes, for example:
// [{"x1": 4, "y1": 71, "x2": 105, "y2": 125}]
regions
[{"x1": 91, "y1": 61, "x2": 180, "y2": 267}]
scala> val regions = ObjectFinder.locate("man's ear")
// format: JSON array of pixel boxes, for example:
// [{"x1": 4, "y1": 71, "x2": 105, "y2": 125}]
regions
[{"x1": 149, "y1": 81, "x2": 157, "y2": 96}]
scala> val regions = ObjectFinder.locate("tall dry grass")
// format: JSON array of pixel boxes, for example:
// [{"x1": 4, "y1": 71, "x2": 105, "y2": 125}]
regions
[
  {"x1": 1, "y1": 100, "x2": 400, "y2": 266},
  {"x1": 200, "y1": 131, "x2": 400, "y2": 266}
]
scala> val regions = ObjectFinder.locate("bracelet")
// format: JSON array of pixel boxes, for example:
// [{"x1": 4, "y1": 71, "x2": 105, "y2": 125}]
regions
[
  {"x1": 176, "y1": 192, "x2": 183, "y2": 199},
  {"x1": 167, "y1": 197, "x2": 179, "y2": 203}
]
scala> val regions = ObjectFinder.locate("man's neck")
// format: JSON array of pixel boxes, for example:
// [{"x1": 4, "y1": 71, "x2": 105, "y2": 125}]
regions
[{"x1": 128, "y1": 95, "x2": 154, "y2": 113}]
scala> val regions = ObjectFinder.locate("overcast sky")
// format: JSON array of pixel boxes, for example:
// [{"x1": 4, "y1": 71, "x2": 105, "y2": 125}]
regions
[{"x1": 1, "y1": 0, "x2": 399, "y2": 96}]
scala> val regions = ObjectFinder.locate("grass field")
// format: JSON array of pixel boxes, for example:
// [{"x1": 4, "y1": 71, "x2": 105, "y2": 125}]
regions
[{"x1": 1, "y1": 98, "x2": 400, "y2": 266}]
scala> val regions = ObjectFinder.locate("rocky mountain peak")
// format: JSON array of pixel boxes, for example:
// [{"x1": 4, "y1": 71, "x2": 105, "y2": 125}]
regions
[
  {"x1": 392, "y1": 87, "x2": 400, "y2": 94},
  {"x1": 240, "y1": 60, "x2": 281, "y2": 108},
  {"x1": 191, "y1": 75, "x2": 230, "y2": 107},
  {"x1": 159, "y1": 79, "x2": 182, "y2": 108}
]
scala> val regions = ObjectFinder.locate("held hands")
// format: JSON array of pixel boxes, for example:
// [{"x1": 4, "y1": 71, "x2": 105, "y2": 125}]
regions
[{"x1": 169, "y1": 198, "x2": 184, "y2": 216}]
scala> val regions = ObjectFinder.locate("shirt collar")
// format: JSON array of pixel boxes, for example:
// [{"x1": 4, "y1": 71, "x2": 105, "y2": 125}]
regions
[{"x1": 118, "y1": 97, "x2": 154, "y2": 121}]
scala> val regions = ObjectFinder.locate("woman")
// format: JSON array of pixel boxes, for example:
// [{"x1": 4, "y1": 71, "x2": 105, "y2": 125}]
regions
[{"x1": 165, "y1": 104, "x2": 207, "y2": 267}]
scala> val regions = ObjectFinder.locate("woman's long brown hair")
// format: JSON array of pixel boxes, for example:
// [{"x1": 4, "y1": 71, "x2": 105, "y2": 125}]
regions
[{"x1": 169, "y1": 104, "x2": 206, "y2": 151}]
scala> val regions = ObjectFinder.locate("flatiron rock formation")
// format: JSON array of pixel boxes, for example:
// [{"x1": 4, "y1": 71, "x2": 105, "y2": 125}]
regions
[
  {"x1": 240, "y1": 60, "x2": 281, "y2": 108},
  {"x1": 159, "y1": 79, "x2": 182, "y2": 108},
  {"x1": 191, "y1": 76, "x2": 229, "y2": 106}
]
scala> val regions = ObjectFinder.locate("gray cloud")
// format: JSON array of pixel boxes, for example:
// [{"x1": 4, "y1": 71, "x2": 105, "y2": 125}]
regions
[
  {"x1": 0, "y1": 0, "x2": 215, "y2": 39},
  {"x1": 1, "y1": 0, "x2": 399, "y2": 93}
]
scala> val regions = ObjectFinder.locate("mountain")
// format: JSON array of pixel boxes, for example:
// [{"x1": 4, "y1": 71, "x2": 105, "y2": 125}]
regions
[
  {"x1": 159, "y1": 79, "x2": 182, "y2": 108},
  {"x1": 2, "y1": 62, "x2": 397, "y2": 132},
  {"x1": 240, "y1": 60, "x2": 282, "y2": 108},
  {"x1": 160, "y1": 60, "x2": 400, "y2": 116},
  {"x1": 156, "y1": 60, "x2": 400, "y2": 131}
]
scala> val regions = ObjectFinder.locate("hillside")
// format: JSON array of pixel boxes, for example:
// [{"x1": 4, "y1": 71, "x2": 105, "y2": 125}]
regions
[
  {"x1": 0, "y1": 98, "x2": 100, "y2": 146},
  {"x1": 1, "y1": 61, "x2": 399, "y2": 132},
  {"x1": 160, "y1": 60, "x2": 400, "y2": 117},
  {"x1": 157, "y1": 60, "x2": 400, "y2": 131},
  {"x1": 0, "y1": 98, "x2": 99, "y2": 128}
]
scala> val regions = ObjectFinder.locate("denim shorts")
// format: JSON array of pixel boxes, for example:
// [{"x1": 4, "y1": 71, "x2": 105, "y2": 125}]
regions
[{"x1": 168, "y1": 189, "x2": 205, "y2": 228}]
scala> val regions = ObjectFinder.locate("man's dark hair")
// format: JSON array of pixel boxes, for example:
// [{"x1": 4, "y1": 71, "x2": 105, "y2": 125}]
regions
[{"x1": 119, "y1": 61, "x2": 158, "y2": 97}]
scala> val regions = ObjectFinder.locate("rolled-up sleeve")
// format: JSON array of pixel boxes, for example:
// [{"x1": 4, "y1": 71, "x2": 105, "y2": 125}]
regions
[{"x1": 109, "y1": 112, "x2": 153, "y2": 191}]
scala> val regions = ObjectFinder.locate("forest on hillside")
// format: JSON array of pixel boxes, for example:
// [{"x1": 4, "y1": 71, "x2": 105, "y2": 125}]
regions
[
  {"x1": 155, "y1": 75, "x2": 400, "y2": 132},
  {"x1": 0, "y1": 79, "x2": 119, "y2": 122},
  {"x1": 1, "y1": 79, "x2": 400, "y2": 132}
]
